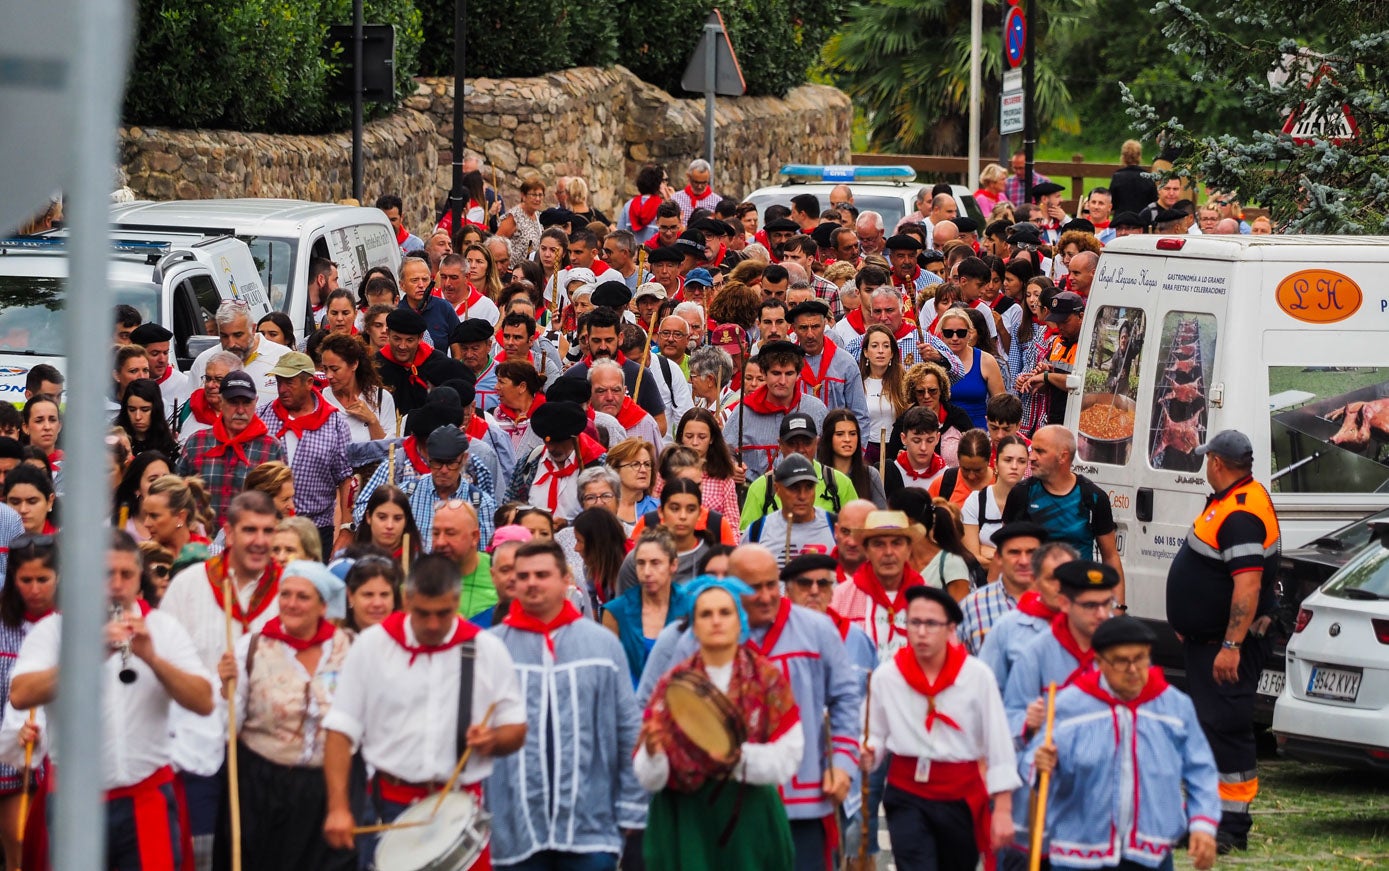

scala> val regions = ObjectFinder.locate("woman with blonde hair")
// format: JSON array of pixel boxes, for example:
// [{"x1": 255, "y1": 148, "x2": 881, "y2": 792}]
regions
[
  {"x1": 243, "y1": 460, "x2": 296, "y2": 518},
  {"x1": 937, "y1": 309, "x2": 1004, "y2": 430},
  {"x1": 857, "y1": 323, "x2": 909, "y2": 464},
  {"x1": 566, "y1": 177, "x2": 610, "y2": 227},
  {"x1": 143, "y1": 474, "x2": 214, "y2": 557},
  {"x1": 974, "y1": 163, "x2": 1010, "y2": 214},
  {"x1": 272, "y1": 516, "x2": 323, "y2": 564}
]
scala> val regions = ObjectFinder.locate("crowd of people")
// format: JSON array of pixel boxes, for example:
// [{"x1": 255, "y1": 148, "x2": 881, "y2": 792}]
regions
[{"x1": 0, "y1": 149, "x2": 1273, "y2": 871}]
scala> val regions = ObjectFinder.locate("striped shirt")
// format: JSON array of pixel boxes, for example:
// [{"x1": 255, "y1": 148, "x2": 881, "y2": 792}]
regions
[{"x1": 957, "y1": 580, "x2": 1019, "y2": 654}]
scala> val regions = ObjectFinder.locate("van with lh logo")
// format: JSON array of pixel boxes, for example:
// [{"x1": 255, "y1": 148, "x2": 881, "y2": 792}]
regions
[{"x1": 1063, "y1": 233, "x2": 1389, "y2": 717}]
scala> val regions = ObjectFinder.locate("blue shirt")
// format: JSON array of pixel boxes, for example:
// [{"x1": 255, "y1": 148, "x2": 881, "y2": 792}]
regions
[
  {"x1": 1002, "y1": 476, "x2": 1115, "y2": 561},
  {"x1": 399, "y1": 294, "x2": 460, "y2": 351}
]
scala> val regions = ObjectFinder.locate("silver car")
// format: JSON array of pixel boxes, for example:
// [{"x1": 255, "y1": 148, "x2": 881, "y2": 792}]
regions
[
  {"x1": 743, "y1": 165, "x2": 984, "y2": 235},
  {"x1": 1274, "y1": 527, "x2": 1389, "y2": 770}
]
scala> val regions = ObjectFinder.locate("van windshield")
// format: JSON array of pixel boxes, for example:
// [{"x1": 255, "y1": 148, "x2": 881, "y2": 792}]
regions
[
  {"x1": 0, "y1": 276, "x2": 159, "y2": 356},
  {"x1": 242, "y1": 236, "x2": 295, "y2": 312},
  {"x1": 746, "y1": 193, "x2": 908, "y2": 234}
]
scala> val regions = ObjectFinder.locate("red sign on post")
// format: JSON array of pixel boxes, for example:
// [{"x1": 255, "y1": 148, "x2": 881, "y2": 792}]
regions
[{"x1": 1282, "y1": 66, "x2": 1359, "y2": 145}]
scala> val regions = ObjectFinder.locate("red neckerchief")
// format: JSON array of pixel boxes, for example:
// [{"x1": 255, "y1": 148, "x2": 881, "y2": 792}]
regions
[
  {"x1": 892, "y1": 267, "x2": 922, "y2": 295},
  {"x1": 502, "y1": 599, "x2": 583, "y2": 656},
  {"x1": 613, "y1": 395, "x2": 648, "y2": 429},
  {"x1": 535, "y1": 450, "x2": 580, "y2": 512},
  {"x1": 205, "y1": 556, "x2": 281, "y2": 633},
  {"x1": 380, "y1": 345, "x2": 432, "y2": 390},
  {"x1": 205, "y1": 415, "x2": 271, "y2": 465},
  {"x1": 465, "y1": 415, "x2": 490, "y2": 441},
  {"x1": 709, "y1": 244, "x2": 726, "y2": 268},
  {"x1": 1016, "y1": 590, "x2": 1058, "y2": 620},
  {"x1": 826, "y1": 606, "x2": 852, "y2": 642},
  {"x1": 744, "y1": 598, "x2": 791, "y2": 657},
  {"x1": 260, "y1": 617, "x2": 335, "y2": 652},
  {"x1": 402, "y1": 435, "x2": 429, "y2": 475},
  {"x1": 1050, "y1": 612, "x2": 1095, "y2": 684},
  {"x1": 892, "y1": 320, "x2": 918, "y2": 341},
  {"x1": 187, "y1": 389, "x2": 218, "y2": 426},
  {"x1": 682, "y1": 184, "x2": 712, "y2": 204},
  {"x1": 897, "y1": 451, "x2": 946, "y2": 481},
  {"x1": 739, "y1": 384, "x2": 802, "y2": 415},
  {"x1": 627, "y1": 195, "x2": 661, "y2": 232},
  {"x1": 454, "y1": 283, "x2": 486, "y2": 318},
  {"x1": 844, "y1": 307, "x2": 867, "y2": 336},
  {"x1": 40, "y1": 521, "x2": 57, "y2": 535},
  {"x1": 269, "y1": 390, "x2": 337, "y2": 440},
  {"x1": 1073, "y1": 665, "x2": 1170, "y2": 712},
  {"x1": 893, "y1": 643, "x2": 968, "y2": 732},
  {"x1": 496, "y1": 393, "x2": 545, "y2": 426},
  {"x1": 24, "y1": 608, "x2": 54, "y2": 623},
  {"x1": 581, "y1": 351, "x2": 628, "y2": 367},
  {"x1": 395, "y1": 225, "x2": 409, "y2": 247},
  {"x1": 800, "y1": 337, "x2": 839, "y2": 395},
  {"x1": 156, "y1": 365, "x2": 173, "y2": 385},
  {"x1": 852, "y1": 561, "x2": 925, "y2": 636},
  {"x1": 380, "y1": 610, "x2": 480, "y2": 666}
]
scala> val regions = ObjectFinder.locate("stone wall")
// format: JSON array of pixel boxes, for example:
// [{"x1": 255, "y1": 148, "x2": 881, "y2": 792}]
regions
[
  {"x1": 118, "y1": 110, "x2": 440, "y2": 233},
  {"x1": 412, "y1": 66, "x2": 852, "y2": 216}
]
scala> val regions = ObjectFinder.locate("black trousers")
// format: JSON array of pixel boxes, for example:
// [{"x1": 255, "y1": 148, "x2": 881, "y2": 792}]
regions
[
  {"x1": 1181, "y1": 635, "x2": 1268, "y2": 839},
  {"x1": 882, "y1": 785, "x2": 977, "y2": 871},
  {"x1": 107, "y1": 781, "x2": 182, "y2": 871},
  {"x1": 788, "y1": 816, "x2": 829, "y2": 871}
]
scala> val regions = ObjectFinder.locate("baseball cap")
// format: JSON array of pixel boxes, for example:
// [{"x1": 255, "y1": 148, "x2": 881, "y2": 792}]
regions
[
  {"x1": 779, "y1": 412, "x2": 817, "y2": 442},
  {"x1": 684, "y1": 268, "x2": 714, "y2": 289},
  {"x1": 220, "y1": 371, "x2": 258, "y2": 401},
  {"x1": 774, "y1": 453, "x2": 819, "y2": 487},
  {"x1": 1045, "y1": 291, "x2": 1085, "y2": 323},
  {"x1": 267, "y1": 352, "x2": 317, "y2": 379},
  {"x1": 635, "y1": 282, "x2": 667, "y2": 301},
  {"x1": 1194, "y1": 429, "x2": 1253, "y2": 462},
  {"x1": 425, "y1": 424, "x2": 469, "y2": 462}
]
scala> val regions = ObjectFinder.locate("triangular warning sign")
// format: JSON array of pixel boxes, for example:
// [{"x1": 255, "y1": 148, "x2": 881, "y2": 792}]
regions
[{"x1": 1281, "y1": 66, "x2": 1359, "y2": 145}]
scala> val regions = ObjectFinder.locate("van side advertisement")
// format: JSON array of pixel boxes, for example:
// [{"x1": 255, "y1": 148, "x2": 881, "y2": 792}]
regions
[{"x1": 1269, "y1": 366, "x2": 1389, "y2": 493}]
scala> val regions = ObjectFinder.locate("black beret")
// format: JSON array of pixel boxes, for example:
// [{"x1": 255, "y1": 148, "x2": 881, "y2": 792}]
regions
[
  {"x1": 764, "y1": 217, "x2": 800, "y2": 233},
  {"x1": 810, "y1": 222, "x2": 839, "y2": 249},
  {"x1": 904, "y1": 586, "x2": 965, "y2": 625},
  {"x1": 531, "y1": 400, "x2": 587, "y2": 442},
  {"x1": 538, "y1": 207, "x2": 578, "y2": 229},
  {"x1": 130, "y1": 322, "x2": 174, "y2": 345},
  {"x1": 755, "y1": 339, "x2": 805, "y2": 361},
  {"x1": 949, "y1": 216, "x2": 979, "y2": 233},
  {"x1": 405, "y1": 404, "x2": 439, "y2": 440},
  {"x1": 646, "y1": 246, "x2": 684, "y2": 265},
  {"x1": 884, "y1": 234, "x2": 925, "y2": 252},
  {"x1": 1091, "y1": 615, "x2": 1158, "y2": 653},
  {"x1": 441, "y1": 377, "x2": 476, "y2": 407},
  {"x1": 427, "y1": 386, "x2": 461, "y2": 412},
  {"x1": 1007, "y1": 222, "x2": 1043, "y2": 245},
  {"x1": 386, "y1": 308, "x2": 428, "y2": 335},
  {"x1": 1111, "y1": 211, "x2": 1146, "y2": 229},
  {"x1": 449, "y1": 318, "x2": 494, "y2": 345},
  {"x1": 592, "y1": 281, "x2": 633, "y2": 309},
  {"x1": 787, "y1": 300, "x2": 831, "y2": 322},
  {"x1": 544, "y1": 376, "x2": 591, "y2": 405},
  {"x1": 0, "y1": 437, "x2": 22, "y2": 461},
  {"x1": 1031, "y1": 181, "x2": 1065, "y2": 198},
  {"x1": 1062, "y1": 218, "x2": 1095, "y2": 235},
  {"x1": 692, "y1": 218, "x2": 731, "y2": 237},
  {"x1": 1055, "y1": 559, "x2": 1120, "y2": 592},
  {"x1": 990, "y1": 522, "x2": 1050, "y2": 548},
  {"x1": 1154, "y1": 208, "x2": 1188, "y2": 225},
  {"x1": 780, "y1": 553, "x2": 840, "y2": 582}
]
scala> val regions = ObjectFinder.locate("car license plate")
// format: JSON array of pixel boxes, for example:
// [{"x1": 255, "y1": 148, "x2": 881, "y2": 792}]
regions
[
  {"x1": 1307, "y1": 666, "x2": 1362, "y2": 702},
  {"x1": 1256, "y1": 669, "x2": 1285, "y2": 697}
]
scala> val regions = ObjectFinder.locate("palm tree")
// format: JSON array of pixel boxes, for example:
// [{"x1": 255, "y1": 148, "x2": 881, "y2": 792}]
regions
[{"x1": 824, "y1": 0, "x2": 1094, "y2": 154}]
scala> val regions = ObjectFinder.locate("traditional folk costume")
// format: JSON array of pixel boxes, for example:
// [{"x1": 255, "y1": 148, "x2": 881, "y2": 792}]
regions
[
  {"x1": 504, "y1": 402, "x2": 608, "y2": 520},
  {"x1": 487, "y1": 601, "x2": 647, "y2": 865},
  {"x1": 828, "y1": 561, "x2": 927, "y2": 667},
  {"x1": 14, "y1": 606, "x2": 211, "y2": 870},
  {"x1": 977, "y1": 590, "x2": 1060, "y2": 690},
  {"x1": 885, "y1": 450, "x2": 947, "y2": 493},
  {"x1": 322, "y1": 612, "x2": 526, "y2": 870},
  {"x1": 638, "y1": 597, "x2": 862, "y2": 871},
  {"x1": 868, "y1": 638, "x2": 1021, "y2": 871}
]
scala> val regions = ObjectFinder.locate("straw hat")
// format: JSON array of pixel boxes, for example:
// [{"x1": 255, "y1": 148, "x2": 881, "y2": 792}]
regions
[{"x1": 855, "y1": 510, "x2": 925, "y2": 544}]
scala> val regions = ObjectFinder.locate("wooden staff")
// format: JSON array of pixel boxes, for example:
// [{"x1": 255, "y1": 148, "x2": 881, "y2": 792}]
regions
[
  {"x1": 1028, "y1": 682, "x2": 1058, "y2": 871},
  {"x1": 387, "y1": 410, "x2": 402, "y2": 482},
  {"x1": 548, "y1": 259, "x2": 561, "y2": 323},
  {"x1": 16, "y1": 708, "x2": 35, "y2": 870},
  {"x1": 491, "y1": 165, "x2": 500, "y2": 227},
  {"x1": 857, "y1": 674, "x2": 873, "y2": 867},
  {"x1": 878, "y1": 427, "x2": 888, "y2": 481},
  {"x1": 401, "y1": 533, "x2": 411, "y2": 575},
  {"x1": 117, "y1": 505, "x2": 129, "y2": 531},
  {"x1": 221, "y1": 574, "x2": 243, "y2": 871},
  {"x1": 783, "y1": 507, "x2": 794, "y2": 569},
  {"x1": 735, "y1": 340, "x2": 750, "y2": 461},
  {"x1": 631, "y1": 320, "x2": 654, "y2": 409}
]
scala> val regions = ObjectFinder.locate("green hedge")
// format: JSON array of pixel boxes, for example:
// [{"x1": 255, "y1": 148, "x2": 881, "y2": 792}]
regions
[
  {"x1": 415, "y1": 0, "x2": 841, "y2": 97},
  {"x1": 125, "y1": 0, "x2": 422, "y2": 133}
]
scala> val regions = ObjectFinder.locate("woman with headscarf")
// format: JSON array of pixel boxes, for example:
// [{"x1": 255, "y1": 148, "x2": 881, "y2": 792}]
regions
[
  {"x1": 636, "y1": 576, "x2": 802, "y2": 870},
  {"x1": 215, "y1": 560, "x2": 356, "y2": 871}
]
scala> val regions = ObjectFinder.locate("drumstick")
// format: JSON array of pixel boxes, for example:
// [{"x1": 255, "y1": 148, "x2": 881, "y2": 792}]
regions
[
  {"x1": 858, "y1": 674, "x2": 873, "y2": 867},
  {"x1": 16, "y1": 708, "x2": 35, "y2": 870},
  {"x1": 221, "y1": 574, "x2": 243, "y2": 871},
  {"x1": 350, "y1": 820, "x2": 429, "y2": 836},
  {"x1": 1028, "y1": 683, "x2": 1058, "y2": 871},
  {"x1": 431, "y1": 701, "x2": 499, "y2": 817}
]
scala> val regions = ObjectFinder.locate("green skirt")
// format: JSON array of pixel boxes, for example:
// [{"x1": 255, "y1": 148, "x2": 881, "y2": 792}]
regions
[{"x1": 644, "y1": 780, "x2": 794, "y2": 871}]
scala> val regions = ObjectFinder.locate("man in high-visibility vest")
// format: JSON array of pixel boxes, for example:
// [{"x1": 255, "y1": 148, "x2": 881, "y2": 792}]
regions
[{"x1": 1165, "y1": 429, "x2": 1279, "y2": 854}]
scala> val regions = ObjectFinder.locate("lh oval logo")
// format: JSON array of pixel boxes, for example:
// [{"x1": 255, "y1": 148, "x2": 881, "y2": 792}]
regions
[{"x1": 1276, "y1": 269, "x2": 1362, "y2": 324}]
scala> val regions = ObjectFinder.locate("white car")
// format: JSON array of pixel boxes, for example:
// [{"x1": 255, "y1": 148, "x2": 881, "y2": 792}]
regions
[
  {"x1": 1273, "y1": 528, "x2": 1389, "y2": 769},
  {"x1": 743, "y1": 165, "x2": 985, "y2": 237}
]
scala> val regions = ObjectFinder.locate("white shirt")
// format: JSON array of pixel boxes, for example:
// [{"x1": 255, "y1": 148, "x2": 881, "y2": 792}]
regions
[
  {"x1": 323, "y1": 385, "x2": 398, "y2": 444},
  {"x1": 158, "y1": 368, "x2": 192, "y2": 424},
  {"x1": 321, "y1": 619, "x2": 525, "y2": 786},
  {"x1": 961, "y1": 485, "x2": 1004, "y2": 553},
  {"x1": 189, "y1": 335, "x2": 292, "y2": 404},
  {"x1": 868, "y1": 652, "x2": 1021, "y2": 795},
  {"x1": 528, "y1": 451, "x2": 583, "y2": 521},
  {"x1": 452, "y1": 295, "x2": 500, "y2": 326},
  {"x1": 160, "y1": 561, "x2": 281, "y2": 775},
  {"x1": 863, "y1": 377, "x2": 896, "y2": 444},
  {"x1": 831, "y1": 317, "x2": 864, "y2": 347},
  {"x1": 648, "y1": 356, "x2": 693, "y2": 435},
  {"x1": 14, "y1": 611, "x2": 211, "y2": 789}
]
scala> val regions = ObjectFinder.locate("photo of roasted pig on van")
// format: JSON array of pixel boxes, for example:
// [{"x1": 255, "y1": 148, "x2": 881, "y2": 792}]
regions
[
  {"x1": 1078, "y1": 306, "x2": 1146, "y2": 465},
  {"x1": 1269, "y1": 367, "x2": 1389, "y2": 493},
  {"x1": 1147, "y1": 313, "x2": 1216, "y2": 473}
]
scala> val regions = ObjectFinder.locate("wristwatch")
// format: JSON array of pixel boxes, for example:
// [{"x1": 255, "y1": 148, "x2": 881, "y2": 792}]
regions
[{"x1": 1221, "y1": 640, "x2": 1242, "y2": 650}]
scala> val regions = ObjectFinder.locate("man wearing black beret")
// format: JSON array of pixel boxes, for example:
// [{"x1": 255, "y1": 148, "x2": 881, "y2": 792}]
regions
[
  {"x1": 448, "y1": 317, "x2": 501, "y2": 415},
  {"x1": 763, "y1": 217, "x2": 800, "y2": 262},
  {"x1": 1031, "y1": 181, "x2": 1068, "y2": 244},
  {"x1": 130, "y1": 321, "x2": 189, "y2": 420},
  {"x1": 376, "y1": 308, "x2": 471, "y2": 415},
  {"x1": 503, "y1": 400, "x2": 607, "y2": 520}
]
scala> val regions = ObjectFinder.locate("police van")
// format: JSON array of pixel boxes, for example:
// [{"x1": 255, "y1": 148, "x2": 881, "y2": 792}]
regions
[
  {"x1": 0, "y1": 232, "x2": 271, "y2": 399},
  {"x1": 1064, "y1": 233, "x2": 1389, "y2": 709},
  {"x1": 744, "y1": 165, "x2": 985, "y2": 233},
  {"x1": 109, "y1": 198, "x2": 401, "y2": 338}
]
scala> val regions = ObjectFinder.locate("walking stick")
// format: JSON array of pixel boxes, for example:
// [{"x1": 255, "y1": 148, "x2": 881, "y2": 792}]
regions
[
  {"x1": 783, "y1": 507, "x2": 795, "y2": 568},
  {"x1": 1028, "y1": 682, "x2": 1058, "y2": 871},
  {"x1": 401, "y1": 533, "x2": 411, "y2": 575},
  {"x1": 221, "y1": 574, "x2": 243, "y2": 871},
  {"x1": 387, "y1": 410, "x2": 402, "y2": 482},
  {"x1": 878, "y1": 427, "x2": 887, "y2": 481},
  {"x1": 16, "y1": 708, "x2": 35, "y2": 871},
  {"x1": 857, "y1": 675, "x2": 872, "y2": 868}
]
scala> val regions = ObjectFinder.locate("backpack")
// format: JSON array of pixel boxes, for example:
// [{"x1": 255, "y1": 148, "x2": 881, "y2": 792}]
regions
[
  {"x1": 757, "y1": 462, "x2": 842, "y2": 518},
  {"x1": 640, "y1": 507, "x2": 725, "y2": 548}
]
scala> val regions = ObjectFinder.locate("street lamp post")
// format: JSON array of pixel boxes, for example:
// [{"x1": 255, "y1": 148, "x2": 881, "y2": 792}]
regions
[{"x1": 446, "y1": 0, "x2": 466, "y2": 235}]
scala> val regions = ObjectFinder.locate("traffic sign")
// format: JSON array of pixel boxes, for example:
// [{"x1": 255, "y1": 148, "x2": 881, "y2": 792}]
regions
[
  {"x1": 1281, "y1": 66, "x2": 1358, "y2": 145},
  {"x1": 1004, "y1": 6, "x2": 1026, "y2": 70},
  {"x1": 1000, "y1": 69, "x2": 1024, "y2": 135},
  {"x1": 681, "y1": 10, "x2": 746, "y2": 97}
]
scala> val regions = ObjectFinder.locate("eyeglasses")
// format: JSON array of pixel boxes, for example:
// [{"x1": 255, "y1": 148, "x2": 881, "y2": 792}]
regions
[
  {"x1": 434, "y1": 498, "x2": 472, "y2": 512},
  {"x1": 789, "y1": 577, "x2": 836, "y2": 590},
  {"x1": 428, "y1": 458, "x2": 464, "y2": 471},
  {"x1": 940, "y1": 328, "x2": 969, "y2": 339},
  {"x1": 657, "y1": 330, "x2": 688, "y2": 339},
  {"x1": 620, "y1": 461, "x2": 653, "y2": 471},
  {"x1": 1099, "y1": 652, "x2": 1150, "y2": 672},
  {"x1": 580, "y1": 491, "x2": 616, "y2": 505},
  {"x1": 202, "y1": 374, "x2": 225, "y2": 384},
  {"x1": 11, "y1": 533, "x2": 55, "y2": 550},
  {"x1": 1073, "y1": 598, "x2": 1118, "y2": 613},
  {"x1": 907, "y1": 619, "x2": 952, "y2": 632}
]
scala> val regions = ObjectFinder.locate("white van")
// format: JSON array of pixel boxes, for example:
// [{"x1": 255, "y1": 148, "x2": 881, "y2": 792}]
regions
[
  {"x1": 744, "y1": 165, "x2": 985, "y2": 234},
  {"x1": 1067, "y1": 233, "x2": 1389, "y2": 701},
  {"x1": 0, "y1": 233, "x2": 271, "y2": 398},
  {"x1": 109, "y1": 198, "x2": 401, "y2": 339}
]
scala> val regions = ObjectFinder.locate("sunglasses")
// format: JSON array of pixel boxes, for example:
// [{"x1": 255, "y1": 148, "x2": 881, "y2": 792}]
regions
[
  {"x1": 789, "y1": 577, "x2": 836, "y2": 590},
  {"x1": 150, "y1": 564, "x2": 170, "y2": 578},
  {"x1": 940, "y1": 328, "x2": 969, "y2": 339},
  {"x1": 11, "y1": 534, "x2": 55, "y2": 550}
]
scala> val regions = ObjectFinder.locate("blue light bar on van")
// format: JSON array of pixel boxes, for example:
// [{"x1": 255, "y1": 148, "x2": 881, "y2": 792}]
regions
[
  {"x1": 0, "y1": 237, "x2": 172, "y2": 255},
  {"x1": 778, "y1": 164, "x2": 917, "y2": 182}
]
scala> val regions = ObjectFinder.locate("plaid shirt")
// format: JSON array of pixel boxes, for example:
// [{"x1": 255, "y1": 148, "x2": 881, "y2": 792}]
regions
[
  {"x1": 399, "y1": 471, "x2": 497, "y2": 552},
  {"x1": 176, "y1": 429, "x2": 286, "y2": 528},
  {"x1": 353, "y1": 446, "x2": 496, "y2": 524},
  {"x1": 957, "y1": 580, "x2": 1019, "y2": 654},
  {"x1": 256, "y1": 401, "x2": 354, "y2": 528},
  {"x1": 1003, "y1": 170, "x2": 1051, "y2": 209},
  {"x1": 811, "y1": 273, "x2": 845, "y2": 322}
]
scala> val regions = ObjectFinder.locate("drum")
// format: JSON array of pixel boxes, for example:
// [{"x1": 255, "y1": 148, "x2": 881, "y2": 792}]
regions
[
  {"x1": 374, "y1": 791, "x2": 490, "y2": 871},
  {"x1": 664, "y1": 670, "x2": 747, "y2": 769}
]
